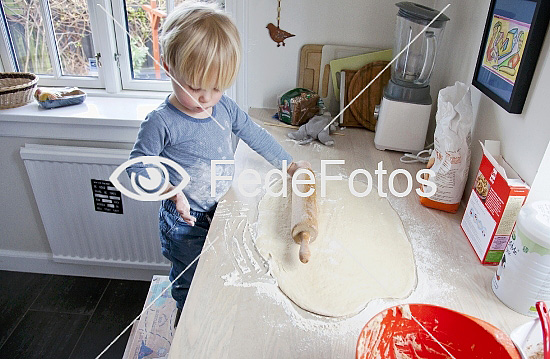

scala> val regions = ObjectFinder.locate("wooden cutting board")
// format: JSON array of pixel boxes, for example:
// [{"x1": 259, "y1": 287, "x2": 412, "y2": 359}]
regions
[
  {"x1": 298, "y1": 45, "x2": 323, "y2": 92},
  {"x1": 318, "y1": 45, "x2": 380, "y2": 116},
  {"x1": 341, "y1": 70, "x2": 362, "y2": 127},
  {"x1": 347, "y1": 61, "x2": 391, "y2": 131},
  {"x1": 330, "y1": 49, "x2": 392, "y2": 100}
]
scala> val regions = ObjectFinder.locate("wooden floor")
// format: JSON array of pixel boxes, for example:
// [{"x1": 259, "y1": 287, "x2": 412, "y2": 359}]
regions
[{"x1": 0, "y1": 270, "x2": 150, "y2": 359}]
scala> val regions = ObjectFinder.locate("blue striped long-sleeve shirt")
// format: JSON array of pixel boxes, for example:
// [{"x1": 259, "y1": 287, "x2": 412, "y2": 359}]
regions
[{"x1": 128, "y1": 95, "x2": 293, "y2": 212}]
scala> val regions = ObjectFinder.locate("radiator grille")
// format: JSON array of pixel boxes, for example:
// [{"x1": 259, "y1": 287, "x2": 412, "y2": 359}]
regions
[{"x1": 20, "y1": 144, "x2": 169, "y2": 270}]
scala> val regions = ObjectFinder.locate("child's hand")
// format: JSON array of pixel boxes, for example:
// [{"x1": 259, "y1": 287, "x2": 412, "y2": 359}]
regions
[
  {"x1": 288, "y1": 160, "x2": 312, "y2": 176},
  {"x1": 172, "y1": 192, "x2": 196, "y2": 226}
]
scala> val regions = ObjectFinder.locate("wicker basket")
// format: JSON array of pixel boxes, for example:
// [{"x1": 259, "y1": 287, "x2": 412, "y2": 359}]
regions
[{"x1": 0, "y1": 72, "x2": 39, "y2": 110}]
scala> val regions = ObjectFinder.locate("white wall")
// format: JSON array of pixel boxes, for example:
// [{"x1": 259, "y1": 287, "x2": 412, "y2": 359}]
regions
[
  {"x1": 246, "y1": 0, "x2": 435, "y2": 108},
  {"x1": 527, "y1": 141, "x2": 550, "y2": 204},
  {"x1": 245, "y1": 0, "x2": 550, "y2": 193},
  {"x1": 432, "y1": 0, "x2": 550, "y2": 194}
]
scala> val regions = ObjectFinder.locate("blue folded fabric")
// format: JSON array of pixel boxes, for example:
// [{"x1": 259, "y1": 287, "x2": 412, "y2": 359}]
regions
[{"x1": 37, "y1": 93, "x2": 86, "y2": 109}]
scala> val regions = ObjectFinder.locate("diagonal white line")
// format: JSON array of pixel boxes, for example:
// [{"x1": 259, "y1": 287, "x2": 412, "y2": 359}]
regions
[
  {"x1": 323, "y1": 3, "x2": 451, "y2": 133},
  {"x1": 94, "y1": 235, "x2": 219, "y2": 359},
  {"x1": 326, "y1": 5, "x2": 454, "y2": 354},
  {"x1": 97, "y1": 4, "x2": 226, "y2": 131},
  {"x1": 95, "y1": 4, "x2": 455, "y2": 358},
  {"x1": 409, "y1": 314, "x2": 456, "y2": 358}
]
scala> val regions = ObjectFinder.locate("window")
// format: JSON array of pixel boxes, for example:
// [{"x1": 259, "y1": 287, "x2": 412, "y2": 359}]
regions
[
  {"x1": 125, "y1": 0, "x2": 168, "y2": 81},
  {"x1": 113, "y1": 0, "x2": 171, "y2": 91},
  {"x1": 0, "y1": 0, "x2": 225, "y2": 92},
  {"x1": 0, "y1": 0, "x2": 103, "y2": 88},
  {"x1": 3, "y1": 0, "x2": 54, "y2": 75}
]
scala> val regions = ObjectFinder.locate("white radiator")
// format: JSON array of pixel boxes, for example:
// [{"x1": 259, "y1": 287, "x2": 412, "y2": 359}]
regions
[{"x1": 20, "y1": 144, "x2": 170, "y2": 270}]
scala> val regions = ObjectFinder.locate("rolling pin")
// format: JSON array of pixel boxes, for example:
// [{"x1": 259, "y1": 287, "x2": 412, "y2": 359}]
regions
[{"x1": 291, "y1": 170, "x2": 318, "y2": 264}]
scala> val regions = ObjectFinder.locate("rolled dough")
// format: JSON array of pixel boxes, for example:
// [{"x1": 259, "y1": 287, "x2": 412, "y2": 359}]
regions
[{"x1": 255, "y1": 179, "x2": 416, "y2": 317}]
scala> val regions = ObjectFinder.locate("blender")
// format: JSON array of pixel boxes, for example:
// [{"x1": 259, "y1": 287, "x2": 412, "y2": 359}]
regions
[{"x1": 374, "y1": 2, "x2": 449, "y2": 153}]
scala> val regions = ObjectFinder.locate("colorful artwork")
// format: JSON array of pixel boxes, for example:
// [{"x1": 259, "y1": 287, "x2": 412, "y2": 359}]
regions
[
  {"x1": 482, "y1": 15, "x2": 530, "y2": 85},
  {"x1": 123, "y1": 276, "x2": 177, "y2": 359}
]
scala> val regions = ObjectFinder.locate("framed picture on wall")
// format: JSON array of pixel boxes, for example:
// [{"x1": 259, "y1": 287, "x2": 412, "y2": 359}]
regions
[{"x1": 472, "y1": 0, "x2": 550, "y2": 114}]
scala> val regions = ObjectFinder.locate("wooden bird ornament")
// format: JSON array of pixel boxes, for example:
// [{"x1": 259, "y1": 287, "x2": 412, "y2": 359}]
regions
[
  {"x1": 267, "y1": 23, "x2": 295, "y2": 47},
  {"x1": 267, "y1": 0, "x2": 295, "y2": 47}
]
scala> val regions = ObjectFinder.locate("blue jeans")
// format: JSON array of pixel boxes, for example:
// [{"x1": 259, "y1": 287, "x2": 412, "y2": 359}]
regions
[{"x1": 159, "y1": 199, "x2": 215, "y2": 310}]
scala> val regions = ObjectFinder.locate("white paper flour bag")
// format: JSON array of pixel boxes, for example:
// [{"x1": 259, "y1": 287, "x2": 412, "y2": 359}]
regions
[{"x1": 420, "y1": 81, "x2": 473, "y2": 213}]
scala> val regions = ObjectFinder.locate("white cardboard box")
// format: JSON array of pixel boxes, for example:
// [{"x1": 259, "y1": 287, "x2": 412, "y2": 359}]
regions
[{"x1": 461, "y1": 142, "x2": 530, "y2": 265}]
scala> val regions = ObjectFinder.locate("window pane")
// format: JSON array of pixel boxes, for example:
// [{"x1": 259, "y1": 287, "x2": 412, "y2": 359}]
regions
[
  {"x1": 126, "y1": 0, "x2": 168, "y2": 80},
  {"x1": 49, "y1": 0, "x2": 97, "y2": 77},
  {"x1": 2, "y1": 0, "x2": 53, "y2": 74}
]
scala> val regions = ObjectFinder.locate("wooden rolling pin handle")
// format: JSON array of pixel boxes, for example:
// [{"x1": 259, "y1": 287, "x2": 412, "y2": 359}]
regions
[{"x1": 298, "y1": 231, "x2": 311, "y2": 264}]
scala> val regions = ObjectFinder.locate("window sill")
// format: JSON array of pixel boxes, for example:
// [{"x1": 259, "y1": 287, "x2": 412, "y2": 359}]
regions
[
  {"x1": 0, "y1": 92, "x2": 168, "y2": 143},
  {"x1": 84, "y1": 88, "x2": 171, "y2": 99}
]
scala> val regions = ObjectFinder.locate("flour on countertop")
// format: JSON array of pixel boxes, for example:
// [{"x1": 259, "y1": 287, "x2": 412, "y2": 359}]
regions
[
  {"x1": 217, "y1": 175, "x2": 456, "y2": 343},
  {"x1": 218, "y1": 207, "x2": 370, "y2": 341}
]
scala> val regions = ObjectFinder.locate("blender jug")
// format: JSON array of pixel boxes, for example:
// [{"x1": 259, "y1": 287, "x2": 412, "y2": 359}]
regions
[
  {"x1": 374, "y1": 2, "x2": 449, "y2": 154},
  {"x1": 392, "y1": 2, "x2": 449, "y2": 88}
]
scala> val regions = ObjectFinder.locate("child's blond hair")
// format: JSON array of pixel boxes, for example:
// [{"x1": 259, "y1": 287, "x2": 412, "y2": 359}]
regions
[{"x1": 160, "y1": 1, "x2": 241, "y2": 91}]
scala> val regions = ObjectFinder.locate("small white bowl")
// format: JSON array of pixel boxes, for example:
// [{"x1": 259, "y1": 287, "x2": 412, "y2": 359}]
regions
[{"x1": 510, "y1": 318, "x2": 543, "y2": 359}]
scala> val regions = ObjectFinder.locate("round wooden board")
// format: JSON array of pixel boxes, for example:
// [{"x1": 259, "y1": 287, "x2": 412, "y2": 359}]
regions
[{"x1": 347, "y1": 61, "x2": 391, "y2": 131}]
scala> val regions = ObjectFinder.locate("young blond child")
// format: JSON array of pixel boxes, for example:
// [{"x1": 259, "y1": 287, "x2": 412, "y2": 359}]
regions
[{"x1": 128, "y1": 1, "x2": 307, "y2": 326}]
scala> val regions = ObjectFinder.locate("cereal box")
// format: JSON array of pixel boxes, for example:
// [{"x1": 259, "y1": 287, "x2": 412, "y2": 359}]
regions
[{"x1": 461, "y1": 141, "x2": 530, "y2": 265}]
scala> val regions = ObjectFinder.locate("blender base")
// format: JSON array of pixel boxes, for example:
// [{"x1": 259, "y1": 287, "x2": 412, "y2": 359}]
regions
[{"x1": 374, "y1": 96, "x2": 432, "y2": 153}]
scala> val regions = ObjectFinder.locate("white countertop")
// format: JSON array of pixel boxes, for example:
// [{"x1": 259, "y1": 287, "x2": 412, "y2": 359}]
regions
[{"x1": 168, "y1": 108, "x2": 529, "y2": 358}]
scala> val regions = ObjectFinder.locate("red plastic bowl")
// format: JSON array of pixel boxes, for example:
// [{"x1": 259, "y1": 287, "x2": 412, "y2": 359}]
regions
[{"x1": 356, "y1": 304, "x2": 521, "y2": 359}]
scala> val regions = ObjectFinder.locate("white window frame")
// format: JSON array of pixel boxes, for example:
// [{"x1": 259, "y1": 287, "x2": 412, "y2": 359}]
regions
[
  {"x1": 92, "y1": 0, "x2": 123, "y2": 93},
  {"x1": 0, "y1": 3, "x2": 16, "y2": 71},
  {"x1": 0, "y1": 0, "x2": 246, "y2": 108},
  {"x1": 111, "y1": 0, "x2": 170, "y2": 92},
  {"x1": 0, "y1": 0, "x2": 106, "y2": 88},
  {"x1": 111, "y1": 0, "x2": 245, "y2": 107},
  {"x1": 224, "y1": 0, "x2": 246, "y2": 110},
  {"x1": 112, "y1": 0, "x2": 233, "y2": 94}
]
